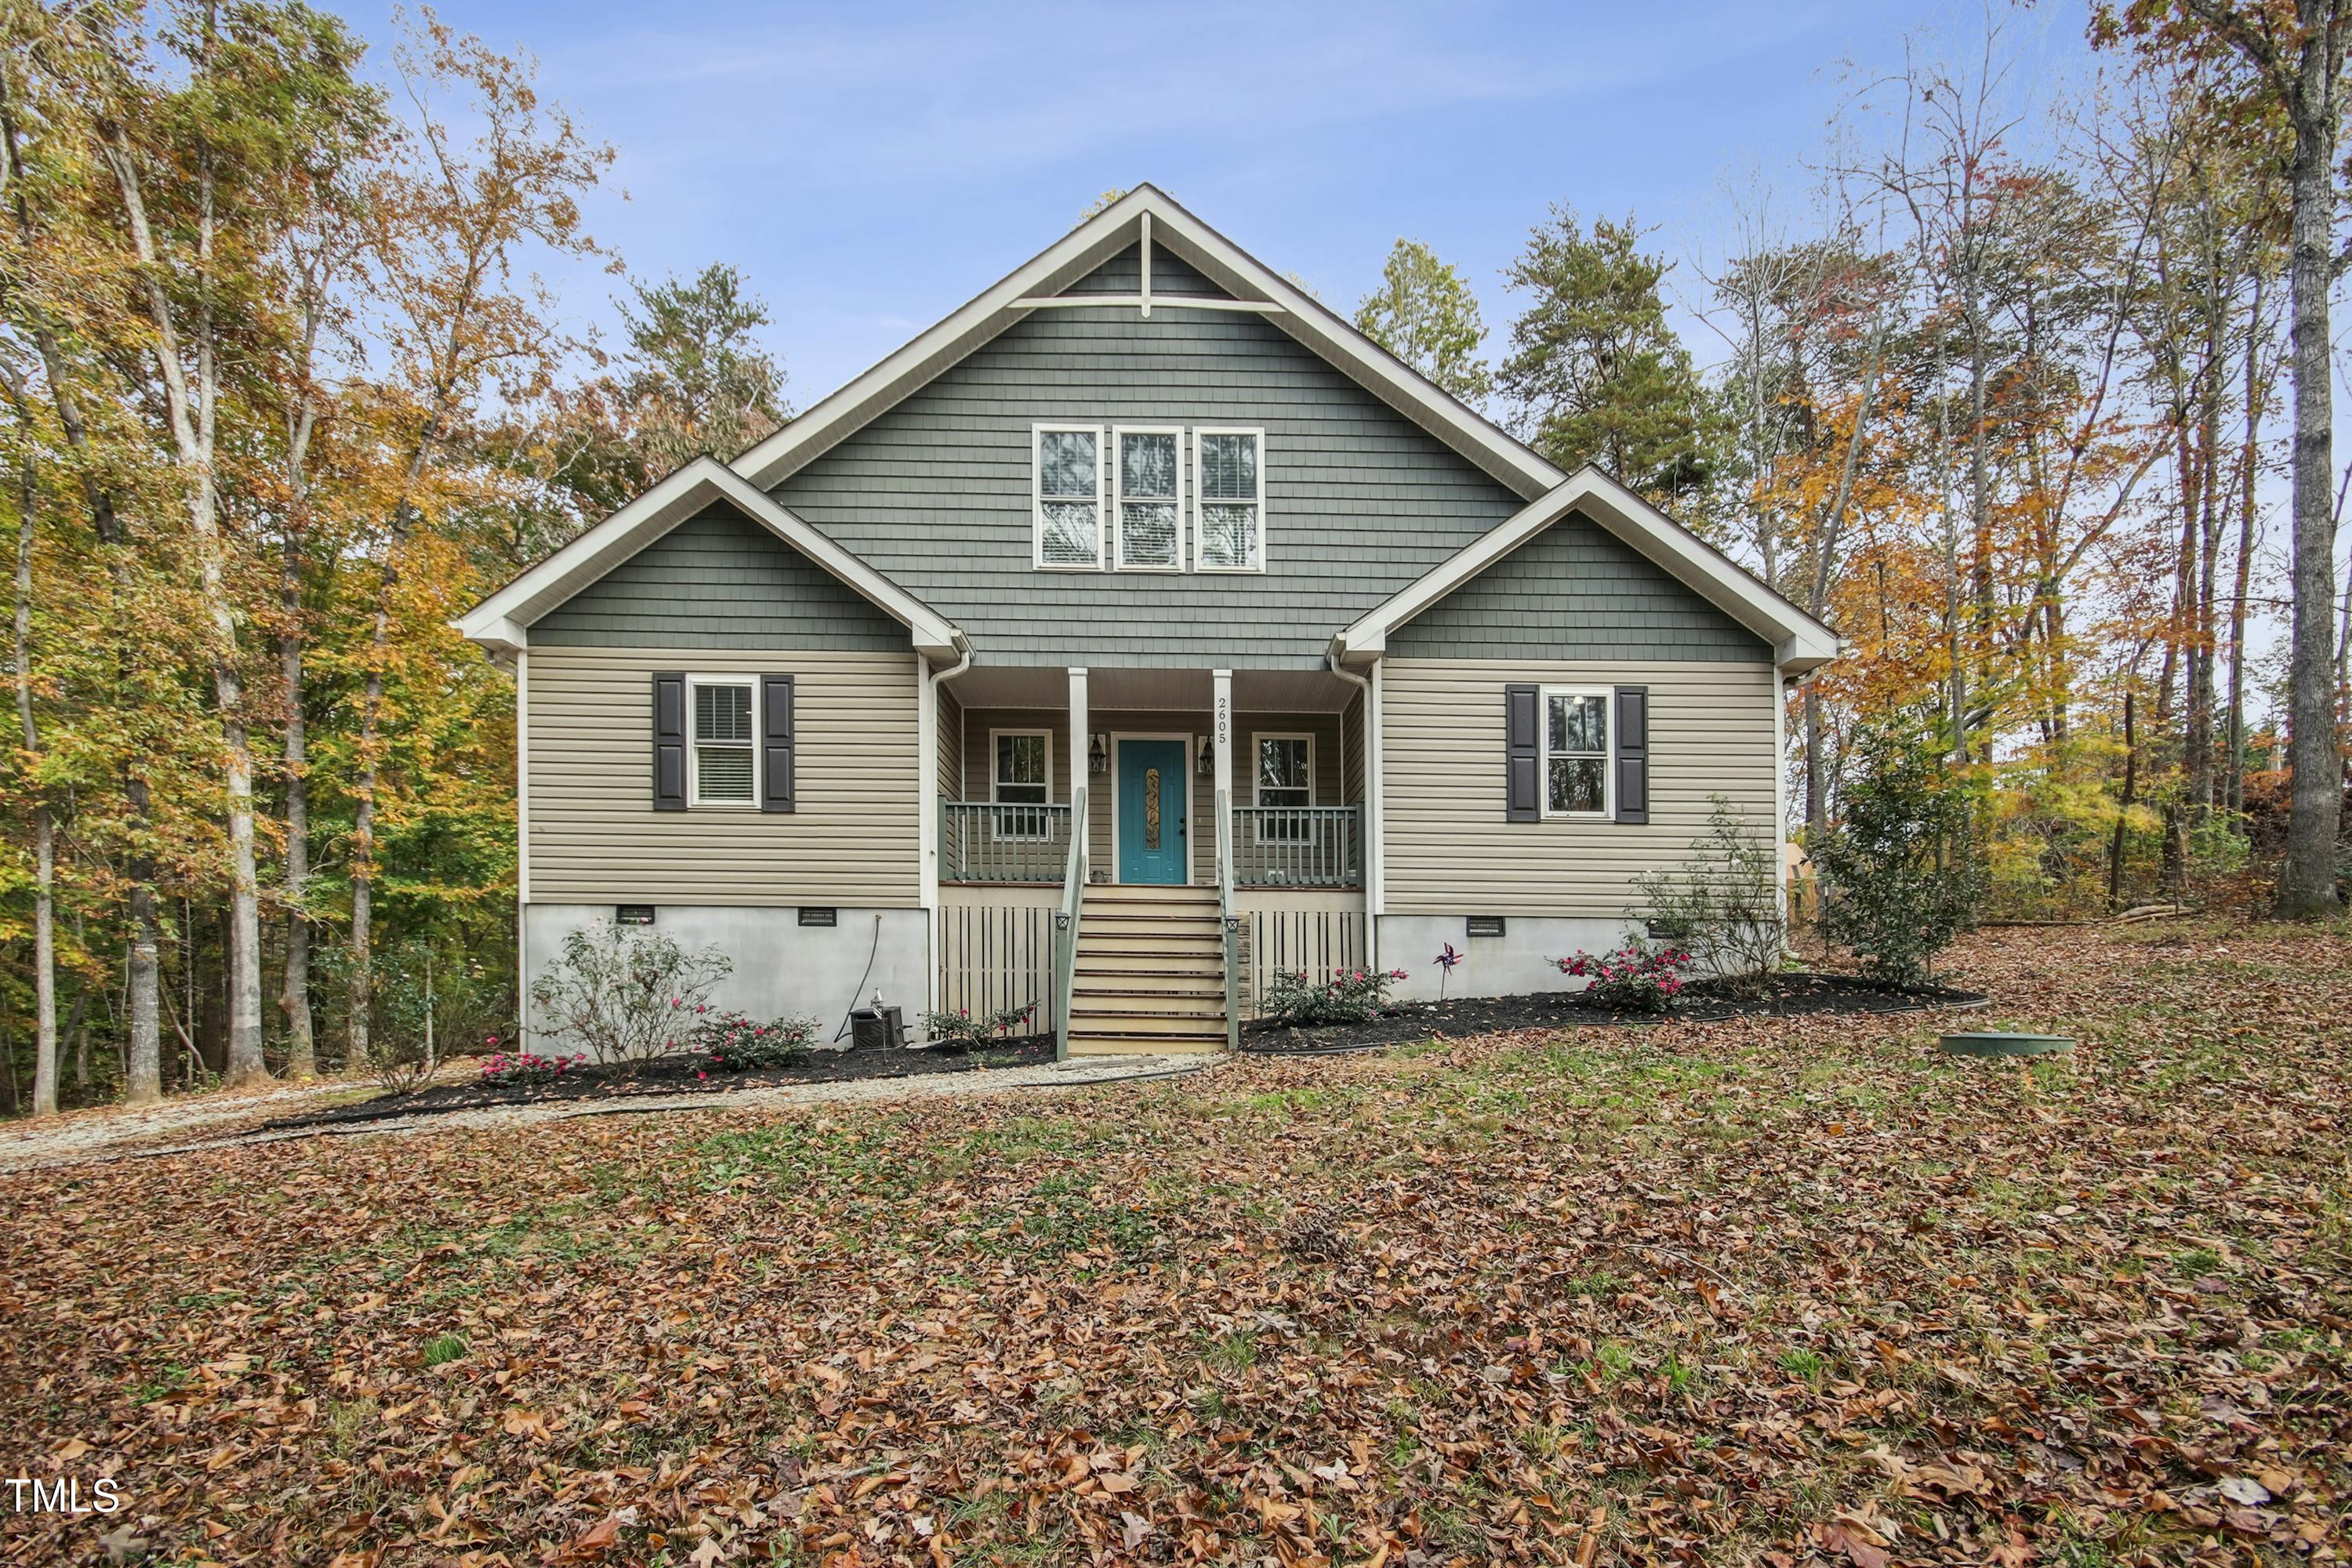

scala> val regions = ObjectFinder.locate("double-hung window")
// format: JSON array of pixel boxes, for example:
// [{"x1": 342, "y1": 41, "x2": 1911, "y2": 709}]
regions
[
  {"x1": 1115, "y1": 427, "x2": 1183, "y2": 569},
  {"x1": 1033, "y1": 425, "x2": 1105, "y2": 568},
  {"x1": 1194, "y1": 428, "x2": 1265, "y2": 572},
  {"x1": 689, "y1": 677, "x2": 757, "y2": 807},
  {"x1": 992, "y1": 728, "x2": 1053, "y2": 839},
  {"x1": 1254, "y1": 732, "x2": 1312, "y2": 840},
  {"x1": 1541, "y1": 689, "x2": 1611, "y2": 817}
]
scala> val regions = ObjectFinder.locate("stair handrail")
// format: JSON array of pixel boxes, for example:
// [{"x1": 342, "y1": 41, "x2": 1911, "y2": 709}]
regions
[
  {"x1": 1054, "y1": 779, "x2": 1088, "y2": 1061},
  {"x1": 1217, "y1": 783, "x2": 1240, "y2": 1052}
]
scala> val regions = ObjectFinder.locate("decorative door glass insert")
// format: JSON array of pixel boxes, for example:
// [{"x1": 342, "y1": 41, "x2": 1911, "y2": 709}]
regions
[{"x1": 1144, "y1": 768, "x2": 1163, "y2": 850}]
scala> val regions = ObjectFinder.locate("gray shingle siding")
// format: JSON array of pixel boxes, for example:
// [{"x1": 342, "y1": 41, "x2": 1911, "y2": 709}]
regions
[
  {"x1": 1389, "y1": 511, "x2": 1770, "y2": 662},
  {"x1": 531, "y1": 505, "x2": 908, "y2": 651},
  {"x1": 770, "y1": 246, "x2": 1528, "y2": 670}
]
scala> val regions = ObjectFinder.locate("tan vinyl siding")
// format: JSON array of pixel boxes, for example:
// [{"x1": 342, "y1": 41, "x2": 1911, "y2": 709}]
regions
[
  {"x1": 936, "y1": 684, "x2": 964, "y2": 802},
  {"x1": 528, "y1": 645, "x2": 920, "y2": 906},
  {"x1": 1381, "y1": 658, "x2": 1777, "y2": 917}
]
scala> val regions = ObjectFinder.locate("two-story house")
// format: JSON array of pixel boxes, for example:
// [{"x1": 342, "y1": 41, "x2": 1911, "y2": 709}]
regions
[{"x1": 459, "y1": 187, "x2": 1838, "y2": 1056}]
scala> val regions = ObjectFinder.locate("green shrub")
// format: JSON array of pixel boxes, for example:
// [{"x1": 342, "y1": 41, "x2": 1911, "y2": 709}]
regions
[
  {"x1": 1261, "y1": 967, "x2": 1406, "y2": 1027},
  {"x1": 921, "y1": 1003, "x2": 1036, "y2": 1049},
  {"x1": 1633, "y1": 794, "x2": 1784, "y2": 993},
  {"x1": 527, "y1": 920, "x2": 732, "y2": 1061},
  {"x1": 1812, "y1": 721, "x2": 1984, "y2": 985}
]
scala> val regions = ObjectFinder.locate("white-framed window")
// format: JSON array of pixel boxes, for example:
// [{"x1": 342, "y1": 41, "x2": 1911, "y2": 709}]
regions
[
  {"x1": 1114, "y1": 426, "x2": 1184, "y2": 570},
  {"x1": 1254, "y1": 731, "x2": 1314, "y2": 840},
  {"x1": 688, "y1": 675, "x2": 757, "y2": 807},
  {"x1": 1033, "y1": 424, "x2": 1105, "y2": 569},
  {"x1": 1193, "y1": 426, "x2": 1265, "y2": 572},
  {"x1": 990, "y1": 728, "x2": 1054, "y2": 839},
  {"x1": 1541, "y1": 688, "x2": 1611, "y2": 817}
]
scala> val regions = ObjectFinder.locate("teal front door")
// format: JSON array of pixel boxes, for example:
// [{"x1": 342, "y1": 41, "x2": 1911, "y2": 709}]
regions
[{"x1": 1116, "y1": 739, "x2": 1189, "y2": 884}]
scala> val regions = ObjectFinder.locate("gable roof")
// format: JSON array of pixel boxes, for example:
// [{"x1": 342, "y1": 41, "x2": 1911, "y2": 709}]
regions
[
  {"x1": 728, "y1": 187, "x2": 1832, "y2": 670},
  {"x1": 731, "y1": 185, "x2": 1558, "y2": 500},
  {"x1": 1336, "y1": 466, "x2": 1841, "y2": 673},
  {"x1": 454, "y1": 457, "x2": 962, "y2": 661}
]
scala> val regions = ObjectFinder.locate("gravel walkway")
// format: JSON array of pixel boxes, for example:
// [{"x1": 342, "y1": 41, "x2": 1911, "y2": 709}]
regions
[{"x1": 1, "y1": 1052, "x2": 1215, "y2": 1172}]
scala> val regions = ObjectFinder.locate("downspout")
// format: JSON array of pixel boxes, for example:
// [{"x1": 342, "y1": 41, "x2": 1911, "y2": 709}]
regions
[
  {"x1": 922, "y1": 633, "x2": 974, "y2": 1020},
  {"x1": 1326, "y1": 640, "x2": 1376, "y2": 968}
]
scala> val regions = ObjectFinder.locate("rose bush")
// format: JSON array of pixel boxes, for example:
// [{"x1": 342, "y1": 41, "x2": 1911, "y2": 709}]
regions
[
  {"x1": 478, "y1": 1049, "x2": 588, "y2": 1087},
  {"x1": 1555, "y1": 943, "x2": 1690, "y2": 1014},
  {"x1": 690, "y1": 1011, "x2": 818, "y2": 1073}
]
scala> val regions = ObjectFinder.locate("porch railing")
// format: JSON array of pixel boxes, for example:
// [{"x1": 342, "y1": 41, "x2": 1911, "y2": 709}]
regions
[
  {"x1": 941, "y1": 801, "x2": 1073, "y2": 884},
  {"x1": 1231, "y1": 804, "x2": 1363, "y2": 888}
]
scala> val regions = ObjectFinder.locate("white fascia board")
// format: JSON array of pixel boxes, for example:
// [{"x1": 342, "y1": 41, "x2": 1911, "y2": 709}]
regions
[
  {"x1": 1338, "y1": 467, "x2": 1840, "y2": 667},
  {"x1": 454, "y1": 456, "x2": 962, "y2": 660}
]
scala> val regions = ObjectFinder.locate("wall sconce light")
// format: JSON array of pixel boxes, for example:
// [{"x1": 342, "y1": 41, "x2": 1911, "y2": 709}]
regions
[
  {"x1": 1196, "y1": 735, "x2": 1215, "y2": 776},
  {"x1": 1088, "y1": 734, "x2": 1108, "y2": 774}
]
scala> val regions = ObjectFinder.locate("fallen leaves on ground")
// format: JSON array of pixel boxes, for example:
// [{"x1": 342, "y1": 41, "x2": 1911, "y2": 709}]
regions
[{"x1": 2, "y1": 921, "x2": 2347, "y2": 1566}]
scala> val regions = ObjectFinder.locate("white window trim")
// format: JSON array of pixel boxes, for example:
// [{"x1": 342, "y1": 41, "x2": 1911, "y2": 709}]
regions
[
  {"x1": 1539, "y1": 686, "x2": 1613, "y2": 820},
  {"x1": 1112, "y1": 424, "x2": 1186, "y2": 572},
  {"x1": 989, "y1": 726, "x2": 1056, "y2": 840},
  {"x1": 686, "y1": 673, "x2": 760, "y2": 810},
  {"x1": 1032, "y1": 423, "x2": 1106, "y2": 572},
  {"x1": 1251, "y1": 731, "x2": 1316, "y2": 808},
  {"x1": 1192, "y1": 426, "x2": 1268, "y2": 574}
]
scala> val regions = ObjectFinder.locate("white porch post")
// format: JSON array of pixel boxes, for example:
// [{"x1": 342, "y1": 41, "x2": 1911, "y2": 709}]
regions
[
  {"x1": 514, "y1": 647, "x2": 530, "y2": 1047},
  {"x1": 1367, "y1": 658, "x2": 1386, "y2": 960},
  {"x1": 1068, "y1": 666, "x2": 1089, "y2": 851},
  {"x1": 917, "y1": 652, "x2": 939, "y2": 1011},
  {"x1": 1212, "y1": 670, "x2": 1233, "y2": 885}
]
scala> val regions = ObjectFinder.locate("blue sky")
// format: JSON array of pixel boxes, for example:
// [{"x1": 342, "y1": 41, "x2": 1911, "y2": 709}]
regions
[{"x1": 368, "y1": 0, "x2": 2093, "y2": 407}]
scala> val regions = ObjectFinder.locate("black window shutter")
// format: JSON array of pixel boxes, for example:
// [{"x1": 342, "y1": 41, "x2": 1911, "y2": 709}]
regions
[
  {"x1": 761, "y1": 674, "x2": 796, "y2": 813},
  {"x1": 1504, "y1": 683, "x2": 1540, "y2": 822},
  {"x1": 652, "y1": 673, "x2": 687, "y2": 811},
  {"x1": 1615, "y1": 685, "x2": 1649, "y2": 825}
]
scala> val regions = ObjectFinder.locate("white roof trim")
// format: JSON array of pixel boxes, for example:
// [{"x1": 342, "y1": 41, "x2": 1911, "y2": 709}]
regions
[
  {"x1": 1334, "y1": 466, "x2": 1841, "y2": 673},
  {"x1": 731, "y1": 185, "x2": 1565, "y2": 500},
  {"x1": 454, "y1": 456, "x2": 961, "y2": 659}
]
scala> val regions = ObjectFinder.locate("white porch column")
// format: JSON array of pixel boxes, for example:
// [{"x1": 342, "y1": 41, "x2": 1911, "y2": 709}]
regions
[
  {"x1": 1068, "y1": 666, "x2": 1089, "y2": 853},
  {"x1": 1367, "y1": 659, "x2": 1386, "y2": 921},
  {"x1": 917, "y1": 652, "x2": 940, "y2": 1011},
  {"x1": 1212, "y1": 669, "x2": 1233, "y2": 888}
]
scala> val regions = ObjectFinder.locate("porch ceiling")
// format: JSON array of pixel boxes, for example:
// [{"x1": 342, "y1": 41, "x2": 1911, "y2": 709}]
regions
[{"x1": 946, "y1": 665, "x2": 1358, "y2": 713}]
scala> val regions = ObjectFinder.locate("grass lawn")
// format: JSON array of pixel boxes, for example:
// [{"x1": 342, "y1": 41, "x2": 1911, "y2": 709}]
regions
[{"x1": 2, "y1": 923, "x2": 2347, "y2": 1566}]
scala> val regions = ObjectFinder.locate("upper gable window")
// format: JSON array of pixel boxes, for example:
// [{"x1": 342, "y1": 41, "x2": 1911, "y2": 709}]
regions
[
  {"x1": 1115, "y1": 428, "x2": 1183, "y2": 570},
  {"x1": 1033, "y1": 425, "x2": 1105, "y2": 569},
  {"x1": 1195, "y1": 428, "x2": 1265, "y2": 572}
]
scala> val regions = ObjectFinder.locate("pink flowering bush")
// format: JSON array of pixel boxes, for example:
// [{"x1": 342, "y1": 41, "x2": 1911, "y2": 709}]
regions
[
  {"x1": 689, "y1": 1011, "x2": 818, "y2": 1073},
  {"x1": 1555, "y1": 944, "x2": 1690, "y2": 1014},
  {"x1": 1262, "y1": 967, "x2": 1409, "y2": 1027},
  {"x1": 478, "y1": 1049, "x2": 588, "y2": 1087}
]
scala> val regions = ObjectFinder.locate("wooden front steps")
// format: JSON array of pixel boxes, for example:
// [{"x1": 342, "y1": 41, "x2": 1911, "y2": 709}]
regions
[{"x1": 1068, "y1": 884, "x2": 1228, "y2": 1055}]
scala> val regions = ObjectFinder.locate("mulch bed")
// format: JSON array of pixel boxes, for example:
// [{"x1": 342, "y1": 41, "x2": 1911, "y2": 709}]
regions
[
  {"x1": 1242, "y1": 971, "x2": 1984, "y2": 1053},
  {"x1": 260, "y1": 1034, "x2": 1059, "y2": 1132}
]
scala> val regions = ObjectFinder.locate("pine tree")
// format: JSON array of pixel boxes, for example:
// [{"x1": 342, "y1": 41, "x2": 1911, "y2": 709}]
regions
[{"x1": 1497, "y1": 209, "x2": 1713, "y2": 505}]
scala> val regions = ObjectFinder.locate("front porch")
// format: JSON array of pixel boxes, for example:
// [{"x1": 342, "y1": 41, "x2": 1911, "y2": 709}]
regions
[
  {"x1": 935, "y1": 666, "x2": 1367, "y2": 893},
  {"x1": 931, "y1": 666, "x2": 1371, "y2": 1050}
]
